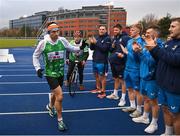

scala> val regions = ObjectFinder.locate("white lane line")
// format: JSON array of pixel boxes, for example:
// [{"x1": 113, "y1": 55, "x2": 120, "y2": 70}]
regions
[
  {"x1": 0, "y1": 92, "x2": 49, "y2": 96},
  {"x1": 0, "y1": 73, "x2": 99, "y2": 77},
  {"x1": 0, "y1": 106, "x2": 123, "y2": 116},
  {"x1": 0, "y1": 68, "x2": 93, "y2": 71},
  {"x1": 0, "y1": 79, "x2": 113, "y2": 84},
  {"x1": 0, "y1": 90, "x2": 114, "y2": 96},
  {"x1": 0, "y1": 69, "x2": 35, "y2": 71},
  {"x1": 0, "y1": 65, "x2": 35, "y2": 67},
  {"x1": 0, "y1": 64, "x2": 92, "y2": 68},
  {"x1": 1, "y1": 74, "x2": 37, "y2": 77},
  {"x1": 0, "y1": 81, "x2": 47, "y2": 84}
]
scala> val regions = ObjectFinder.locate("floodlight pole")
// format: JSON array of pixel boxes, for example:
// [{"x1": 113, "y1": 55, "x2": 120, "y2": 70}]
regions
[
  {"x1": 107, "y1": 1, "x2": 113, "y2": 35},
  {"x1": 25, "y1": 21, "x2": 27, "y2": 39},
  {"x1": 23, "y1": 15, "x2": 27, "y2": 39},
  {"x1": 108, "y1": 4, "x2": 110, "y2": 34}
]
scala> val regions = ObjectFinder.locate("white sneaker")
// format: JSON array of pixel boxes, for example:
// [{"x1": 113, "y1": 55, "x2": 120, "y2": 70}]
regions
[
  {"x1": 129, "y1": 110, "x2": 141, "y2": 118},
  {"x1": 160, "y1": 133, "x2": 172, "y2": 136},
  {"x1": 106, "y1": 93, "x2": 119, "y2": 100},
  {"x1": 118, "y1": 99, "x2": 126, "y2": 106},
  {"x1": 132, "y1": 115, "x2": 150, "y2": 124},
  {"x1": 144, "y1": 123, "x2": 158, "y2": 134},
  {"x1": 122, "y1": 107, "x2": 136, "y2": 112}
]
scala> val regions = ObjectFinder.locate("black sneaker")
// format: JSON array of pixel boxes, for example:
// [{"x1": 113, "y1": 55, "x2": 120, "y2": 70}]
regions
[
  {"x1": 46, "y1": 104, "x2": 57, "y2": 117},
  {"x1": 58, "y1": 120, "x2": 68, "y2": 131}
]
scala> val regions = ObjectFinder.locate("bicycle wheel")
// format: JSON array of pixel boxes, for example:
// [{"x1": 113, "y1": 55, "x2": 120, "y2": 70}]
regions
[{"x1": 68, "y1": 71, "x2": 78, "y2": 96}]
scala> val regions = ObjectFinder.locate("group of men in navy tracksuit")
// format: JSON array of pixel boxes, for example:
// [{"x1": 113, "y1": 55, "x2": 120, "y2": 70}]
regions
[
  {"x1": 88, "y1": 17, "x2": 180, "y2": 135},
  {"x1": 33, "y1": 17, "x2": 180, "y2": 134}
]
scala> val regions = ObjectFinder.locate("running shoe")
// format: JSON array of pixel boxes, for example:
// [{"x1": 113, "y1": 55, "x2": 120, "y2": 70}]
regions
[
  {"x1": 118, "y1": 99, "x2": 126, "y2": 106},
  {"x1": 90, "y1": 89, "x2": 101, "y2": 93},
  {"x1": 106, "y1": 93, "x2": 119, "y2": 100},
  {"x1": 58, "y1": 120, "x2": 68, "y2": 131},
  {"x1": 132, "y1": 115, "x2": 150, "y2": 124},
  {"x1": 144, "y1": 123, "x2": 158, "y2": 134},
  {"x1": 129, "y1": 110, "x2": 141, "y2": 118},
  {"x1": 122, "y1": 107, "x2": 136, "y2": 113},
  {"x1": 97, "y1": 92, "x2": 106, "y2": 99},
  {"x1": 46, "y1": 104, "x2": 57, "y2": 117},
  {"x1": 79, "y1": 84, "x2": 85, "y2": 91}
]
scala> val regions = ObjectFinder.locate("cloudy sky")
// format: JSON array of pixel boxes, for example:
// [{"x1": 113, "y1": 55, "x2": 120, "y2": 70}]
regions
[{"x1": 0, "y1": 0, "x2": 180, "y2": 29}]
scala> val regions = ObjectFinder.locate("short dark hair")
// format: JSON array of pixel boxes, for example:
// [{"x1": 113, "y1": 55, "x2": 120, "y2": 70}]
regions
[
  {"x1": 113, "y1": 24, "x2": 122, "y2": 30},
  {"x1": 147, "y1": 25, "x2": 161, "y2": 36},
  {"x1": 171, "y1": 17, "x2": 180, "y2": 23},
  {"x1": 99, "y1": 25, "x2": 107, "y2": 29}
]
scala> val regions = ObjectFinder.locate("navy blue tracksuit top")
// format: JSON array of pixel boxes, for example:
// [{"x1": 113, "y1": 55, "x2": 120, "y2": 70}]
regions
[
  {"x1": 150, "y1": 39, "x2": 180, "y2": 95},
  {"x1": 90, "y1": 33, "x2": 111, "y2": 63}
]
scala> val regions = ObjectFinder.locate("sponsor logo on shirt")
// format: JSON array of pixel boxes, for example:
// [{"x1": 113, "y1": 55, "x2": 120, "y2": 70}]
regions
[{"x1": 47, "y1": 51, "x2": 64, "y2": 61}]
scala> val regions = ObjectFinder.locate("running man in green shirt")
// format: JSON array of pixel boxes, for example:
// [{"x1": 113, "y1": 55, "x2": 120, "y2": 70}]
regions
[{"x1": 33, "y1": 22, "x2": 86, "y2": 131}]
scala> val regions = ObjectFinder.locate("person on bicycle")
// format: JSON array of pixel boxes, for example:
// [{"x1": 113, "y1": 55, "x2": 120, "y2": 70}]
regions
[
  {"x1": 33, "y1": 22, "x2": 86, "y2": 131},
  {"x1": 65, "y1": 31, "x2": 89, "y2": 90}
]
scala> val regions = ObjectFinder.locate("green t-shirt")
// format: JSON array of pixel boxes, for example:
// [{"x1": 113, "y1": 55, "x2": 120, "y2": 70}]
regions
[{"x1": 43, "y1": 40, "x2": 65, "y2": 77}]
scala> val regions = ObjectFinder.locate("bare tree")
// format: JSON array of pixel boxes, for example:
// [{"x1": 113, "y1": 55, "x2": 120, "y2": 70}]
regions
[{"x1": 139, "y1": 13, "x2": 158, "y2": 34}]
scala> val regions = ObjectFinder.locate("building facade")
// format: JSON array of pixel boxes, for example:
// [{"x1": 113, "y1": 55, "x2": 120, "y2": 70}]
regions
[
  {"x1": 9, "y1": 11, "x2": 49, "y2": 30},
  {"x1": 47, "y1": 5, "x2": 127, "y2": 37},
  {"x1": 9, "y1": 5, "x2": 127, "y2": 37}
]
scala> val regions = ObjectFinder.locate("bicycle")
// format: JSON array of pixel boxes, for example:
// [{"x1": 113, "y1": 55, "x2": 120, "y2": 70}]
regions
[{"x1": 68, "y1": 60, "x2": 79, "y2": 96}]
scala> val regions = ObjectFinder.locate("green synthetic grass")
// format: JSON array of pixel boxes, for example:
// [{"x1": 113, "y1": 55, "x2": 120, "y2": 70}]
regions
[{"x1": 0, "y1": 39, "x2": 37, "y2": 48}]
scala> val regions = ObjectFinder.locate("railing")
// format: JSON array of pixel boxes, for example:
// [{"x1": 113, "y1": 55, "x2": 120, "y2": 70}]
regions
[{"x1": 36, "y1": 18, "x2": 49, "y2": 40}]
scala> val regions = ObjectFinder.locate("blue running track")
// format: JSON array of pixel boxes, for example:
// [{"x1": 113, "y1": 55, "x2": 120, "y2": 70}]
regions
[{"x1": 0, "y1": 47, "x2": 165, "y2": 135}]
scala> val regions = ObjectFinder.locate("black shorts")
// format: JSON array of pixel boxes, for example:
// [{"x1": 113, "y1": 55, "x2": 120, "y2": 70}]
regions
[
  {"x1": 110, "y1": 63, "x2": 125, "y2": 78},
  {"x1": 46, "y1": 76, "x2": 64, "y2": 90}
]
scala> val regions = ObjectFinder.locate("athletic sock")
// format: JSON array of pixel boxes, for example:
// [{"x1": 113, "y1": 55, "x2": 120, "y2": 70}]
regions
[
  {"x1": 137, "y1": 105, "x2": 142, "y2": 113},
  {"x1": 58, "y1": 117, "x2": 63, "y2": 122},
  {"x1": 151, "y1": 117, "x2": 158, "y2": 125},
  {"x1": 165, "y1": 125, "x2": 173, "y2": 135},
  {"x1": 143, "y1": 111, "x2": 149, "y2": 119},
  {"x1": 113, "y1": 89, "x2": 118, "y2": 96},
  {"x1": 130, "y1": 100, "x2": 136, "y2": 108},
  {"x1": 121, "y1": 93, "x2": 126, "y2": 100}
]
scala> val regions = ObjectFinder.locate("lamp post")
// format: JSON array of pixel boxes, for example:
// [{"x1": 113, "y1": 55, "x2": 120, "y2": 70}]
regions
[
  {"x1": 23, "y1": 15, "x2": 27, "y2": 39},
  {"x1": 106, "y1": 1, "x2": 114, "y2": 34}
]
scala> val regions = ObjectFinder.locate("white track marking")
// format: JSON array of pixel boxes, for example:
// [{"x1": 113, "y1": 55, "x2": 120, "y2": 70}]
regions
[
  {"x1": 0, "y1": 68, "x2": 93, "y2": 71},
  {"x1": 0, "y1": 106, "x2": 123, "y2": 116},
  {"x1": 0, "y1": 79, "x2": 113, "y2": 84},
  {"x1": 0, "y1": 90, "x2": 114, "y2": 96},
  {"x1": 0, "y1": 73, "x2": 101, "y2": 77}
]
